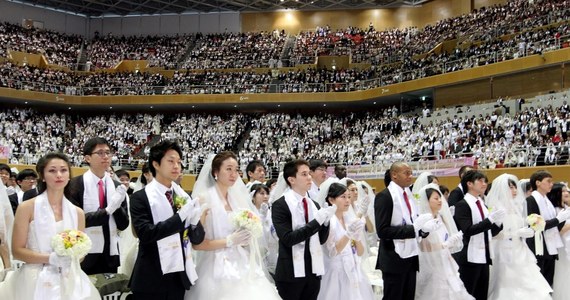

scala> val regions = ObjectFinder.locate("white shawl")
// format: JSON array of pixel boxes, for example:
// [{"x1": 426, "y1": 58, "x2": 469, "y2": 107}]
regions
[
  {"x1": 145, "y1": 180, "x2": 198, "y2": 284},
  {"x1": 34, "y1": 192, "x2": 91, "y2": 300},
  {"x1": 532, "y1": 191, "x2": 563, "y2": 255},
  {"x1": 387, "y1": 182, "x2": 419, "y2": 259},
  {"x1": 464, "y1": 194, "x2": 492, "y2": 264},
  {"x1": 82, "y1": 171, "x2": 119, "y2": 256},
  {"x1": 283, "y1": 188, "x2": 325, "y2": 277}
]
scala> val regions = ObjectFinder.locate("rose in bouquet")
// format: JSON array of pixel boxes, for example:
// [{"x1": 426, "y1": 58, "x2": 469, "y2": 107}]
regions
[
  {"x1": 526, "y1": 213, "x2": 546, "y2": 232},
  {"x1": 232, "y1": 209, "x2": 262, "y2": 238},
  {"x1": 51, "y1": 229, "x2": 92, "y2": 258}
]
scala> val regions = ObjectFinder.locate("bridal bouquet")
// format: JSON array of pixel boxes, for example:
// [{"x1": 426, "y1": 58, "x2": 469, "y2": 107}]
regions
[
  {"x1": 232, "y1": 209, "x2": 262, "y2": 238},
  {"x1": 527, "y1": 213, "x2": 546, "y2": 232},
  {"x1": 51, "y1": 229, "x2": 92, "y2": 258},
  {"x1": 527, "y1": 213, "x2": 546, "y2": 256}
]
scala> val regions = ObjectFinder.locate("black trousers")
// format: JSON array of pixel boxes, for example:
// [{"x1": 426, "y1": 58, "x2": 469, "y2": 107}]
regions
[
  {"x1": 458, "y1": 263, "x2": 489, "y2": 300},
  {"x1": 381, "y1": 269, "x2": 416, "y2": 300},
  {"x1": 537, "y1": 256, "x2": 556, "y2": 286},
  {"x1": 275, "y1": 275, "x2": 321, "y2": 300}
]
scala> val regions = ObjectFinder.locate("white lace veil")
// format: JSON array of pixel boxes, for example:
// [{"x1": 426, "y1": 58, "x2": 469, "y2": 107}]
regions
[
  {"x1": 486, "y1": 173, "x2": 527, "y2": 225},
  {"x1": 417, "y1": 183, "x2": 459, "y2": 237},
  {"x1": 268, "y1": 172, "x2": 288, "y2": 205},
  {"x1": 412, "y1": 171, "x2": 433, "y2": 202},
  {"x1": 0, "y1": 179, "x2": 14, "y2": 268},
  {"x1": 316, "y1": 177, "x2": 341, "y2": 209},
  {"x1": 358, "y1": 180, "x2": 377, "y2": 232},
  {"x1": 191, "y1": 153, "x2": 255, "y2": 212}
]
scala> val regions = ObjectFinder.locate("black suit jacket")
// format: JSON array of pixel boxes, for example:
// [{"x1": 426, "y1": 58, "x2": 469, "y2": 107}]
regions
[
  {"x1": 22, "y1": 188, "x2": 38, "y2": 201},
  {"x1": 453, "y1": 198, "x2": 502, "y2": 265},
  {"x1": 129, "y1": 188, "x2": 205, "y2": 293},
  {"x1": 271, "y1": 196, "x2": 330, "y2": 282},
  {"x1": 8, "y1": 193, "x2": 18, "y2": 215},
  {"x1": 374, "y1": 188, "x2": 419, "y2": 273},
  {"x1": 68, "y1": 175, "x2": 130, "y2": 273},
  {"x1": 526, "y1": 195, "x2": 563, "y2": 259},
  {"x1": 447, "y1": 186, "x2": 464, "y2": 207}
]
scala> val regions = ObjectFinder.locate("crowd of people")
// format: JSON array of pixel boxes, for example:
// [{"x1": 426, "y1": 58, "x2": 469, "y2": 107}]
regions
[
  {"x1": 0, "y1": 94, "x2": 569, "y2": 176},
  {"x1": 0, "y1": 138, "x2": 569, "y2": 300}
]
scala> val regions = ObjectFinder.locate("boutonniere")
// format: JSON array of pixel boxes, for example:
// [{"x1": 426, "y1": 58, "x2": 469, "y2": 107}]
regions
[
  {"x1": 413, "y1": 193, "x2": 420, "y2": 201},
  {"x1": 173, "y1": 194, "x2": 188, "y2": 211}
]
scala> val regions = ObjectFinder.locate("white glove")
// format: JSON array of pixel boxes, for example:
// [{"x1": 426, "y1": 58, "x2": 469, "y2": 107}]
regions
[
  {"x1": 413, "y1": 213, "x2": 433, "y2": 235},
  {"x1": 48, "y1": 252, "x2": 71, "y2": 269},
  {"x1": 556, "y1": 208, "x2": 570, "y2": 223},
  {"x1": 442, "y1": 231, "x2": 463, "y2": 248},
  {"x1": 488, "y1": 209, "x2": 506, "y2": 225},
  {"x1": 178, "y1": 199, "x2": 193, "y2": 222},
  {"x1": 346, "y1": 219, "x2": 365, "y2": 241},
  {"x1": 105, "y1": 184, "x2": 127, "y2": 215},
  {"x1": 259, "y1": 202, "x2": 269, "y2": 219},
  {"x1": 314, "y1": 204, "x2": 337, "y2": 225},
  {"x1": 355, "y1": 197, "x2": 370, "y2": 217},
  {"x1": 516, "y1": 227, "x2": 535, "y2": 239},
  {"x1": 226, "y1": 229, "x2": 252, "y2": 247},
  {"x1": 421, "y1": 219, "x2": 441, "y2": 233},
  {"x1": 188, "y1": 200, "x2": 202, "y2": 226}
]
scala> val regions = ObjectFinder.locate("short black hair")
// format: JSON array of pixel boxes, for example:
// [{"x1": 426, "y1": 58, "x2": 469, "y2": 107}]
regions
[
  {"x1": 250, "y1": 183, "x2": 270, "y2": 198},
  {"x1": 530, "y1": 170, "x2": 552, "y2": 191},
  {"x1": 283, "y1": 159, "x2": 309, "y2": 187},
  {"x1": 16, "y1": 169, "x2": 38, "y2": 182},
  {"x1": 309, "y1": 159, "x2": 328, "y2": 171},
  {"x1": 427, "y1": 175, "x2": 439, "y2": 184},
  {"x1": 83, "y1": 137, "x2": 112, "y2": 156},
  {"x1": 458, "y1": 165, "x2": 473, "y2": 178},
  {"x1": 115, "y1": 169, "x2": 130, "y2": 179},
  {"x1": 326, "y1": 182, "x2": 348, "y2": 206},
  {"x1": 547, "y1": 182, "x2": 566, "y2": 208},
  {"x1": 461, "y1": 170, "x2": 487, "y2": 192},
  {"x1": 439, "y1": 184, "x2": 449, "y2": 195},
  {"x1": 265, "y1": 178, "x2": 277, "y2": 188},
  {"x1": 0, "y1": 164, "x2": 10, "y2": 174},
  {"x1": 148, "y1": 140, "x2": 183, "y2": 177},
  {"x1": 246, "y1": 160, "x2": 265, "y2": 180}
]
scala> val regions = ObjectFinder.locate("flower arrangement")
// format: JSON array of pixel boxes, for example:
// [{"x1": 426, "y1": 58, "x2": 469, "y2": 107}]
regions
[
  {"x1": 526, "y1": 213, "x2": 546, "y2": 232},
  {"x1": 173, "y1": 194, "x2": 188, "y2": 211},
  {"x1": 51, "y1": 229, "x2": 92, "y2": 258},
  {"x1": 232, "y1": 209, "x2": 262, "y2": 238}
]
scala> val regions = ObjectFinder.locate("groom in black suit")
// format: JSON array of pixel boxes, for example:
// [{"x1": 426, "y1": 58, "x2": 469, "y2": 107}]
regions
[
  {"x1": 272, "y1": 159, "x2": 334, "y2": 300},
  {"x1": 68, "y1": 137, "x2": 129, "y2": 274},
  {"x1": 130, "y1": 140, "x2": 205, "y2": 300},
  {"x1": 453, "y1": 170, "x2": 504, "y2": 300},
  {"x1": 375, "y1": 162, "x2": 438, "y2": 300}
]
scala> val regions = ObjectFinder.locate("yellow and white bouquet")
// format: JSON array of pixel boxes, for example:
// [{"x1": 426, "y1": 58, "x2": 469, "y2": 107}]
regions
[
  {"x1": 51, "y1": 229, "x2": 92, "y2": 258},
  {"x1": 232, "y1": 209, "x2": 262, "y2": 238}
]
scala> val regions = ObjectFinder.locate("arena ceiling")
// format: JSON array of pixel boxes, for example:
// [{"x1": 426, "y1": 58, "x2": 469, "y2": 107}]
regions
[{"x1": 11, "y1": 0, "x2": 431, "y2": 17}]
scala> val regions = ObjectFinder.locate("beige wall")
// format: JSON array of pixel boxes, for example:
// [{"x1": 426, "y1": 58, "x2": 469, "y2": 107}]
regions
[{"x1": 242, "y1": 0, "x2": 470, "y2": 33}]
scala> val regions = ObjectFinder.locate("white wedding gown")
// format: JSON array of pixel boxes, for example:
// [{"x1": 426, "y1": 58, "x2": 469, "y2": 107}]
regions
[
  {"x1": 0, "y1": 220, "x2": 101, "y2": 299},
  {"x1": 317, "y1": 215, "x2": 374, "y2": 300},
  {"x1": 553, "y1": 229, "x2": 570, "y2": 300},
  {"x1": 184, "y1": 186, "x2": 280, "y2": 300},
  {"x1": 415, "y1": 216, "x2": 473, "y2": 300},
  {"x1": 488, "y1": 213, "x2": 552, "y2": 300}
]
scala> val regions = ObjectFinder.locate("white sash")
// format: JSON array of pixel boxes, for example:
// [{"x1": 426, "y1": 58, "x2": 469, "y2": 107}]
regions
[
  {"x1": 533, "y1": 191, "x2": 563, "y2": 255},
  {"x1": 82, "y1": 171, "x2": 119, "y2": 255},
  {"x1": 34, "y1": 192, "x2": 91, "y2": 300},
  {"x1": 171, "y1": 182, "x2": 199, "y2": 284},
  {"x1": 283, "y1": 189, "x2": 325, "y2": 277},
  {"x1": 465, "y1": 195, "x2": 492, "y2": 264},
  {"x1": 145, "y1": 181, "x2": 193, "y2": 281},
  {"x1": 387, "y1": 182, "x2": 418, "y2": 259}
]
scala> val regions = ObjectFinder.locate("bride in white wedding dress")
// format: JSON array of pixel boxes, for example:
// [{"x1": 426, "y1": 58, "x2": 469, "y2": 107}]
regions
[
  {"x1": 486, "y1": 174, "x2": 551, "y2": 300},
  {"x1": 184, "y1": 152, "x2": 280, "y2": 300}
]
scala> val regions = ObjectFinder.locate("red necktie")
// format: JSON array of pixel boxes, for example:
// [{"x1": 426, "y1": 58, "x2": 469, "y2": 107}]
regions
[
  {"x1": 302, "y1": 198, "x2": 309, "y2": 224},
  {"x1": 475, "y1": 199, "x2": 485, "y2": 220},
  {"x1": 98, "y1": 179, "x2": 105, "y2": 208},
  {"x1": 165, "y1": 190, "x2": 173, "y2": 207},
  {"x1": 403, "y1": 191, "x2": 412, "y2": 217}
]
